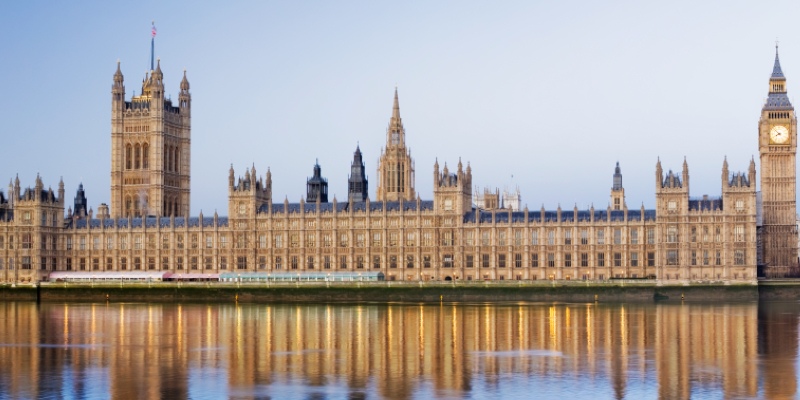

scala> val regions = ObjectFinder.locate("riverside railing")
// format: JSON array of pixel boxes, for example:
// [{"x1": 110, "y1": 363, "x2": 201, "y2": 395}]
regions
[{"x1": 36, "y1": 279, "x2": 660, "y2": 287}]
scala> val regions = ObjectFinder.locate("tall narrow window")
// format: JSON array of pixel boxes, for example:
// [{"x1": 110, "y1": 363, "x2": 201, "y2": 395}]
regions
[
  {"x1": 667, "y1": 226, "x2": 677, "y2": 243},
  {"x1": 531, "y1": 230, "x2": 539, "y2": 245},
  {"x1": 142, "y1": 144, "x2": 149, "y2": 169},
  {"x1": 735, "y1": 250, "x2": 745, "y2": 265},
  {"x1": 126, "y1": 145, "x2": 132, "y2": 169},
  {"x1": 443, "y1": 232, "x2": 453, "y2": 246},
  {"x1": 135, "y1": 144, "x2": 141, "y2": 169},
  {"x1": 735, "y1": 225, "x2": 745, "y2": 242},
  {"x1": 597, "y1": 230, "x2": 605, "y2": 245}
]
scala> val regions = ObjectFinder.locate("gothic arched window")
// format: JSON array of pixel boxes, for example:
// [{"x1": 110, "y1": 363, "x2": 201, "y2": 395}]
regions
[
  {"x1": 142, "y1": 144, "x2": 149, "y2": 169},
  {"x1": 126, "y1": 145, "x2": 132, "y2": 170},
  {"x1": 135, "y1": 144, "x2": 141, "y2": 169}
]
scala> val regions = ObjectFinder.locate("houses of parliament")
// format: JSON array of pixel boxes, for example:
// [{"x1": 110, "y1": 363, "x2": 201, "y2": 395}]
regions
[{"x1": 0, "y1": 45, "x2": 797, "y2": 284}]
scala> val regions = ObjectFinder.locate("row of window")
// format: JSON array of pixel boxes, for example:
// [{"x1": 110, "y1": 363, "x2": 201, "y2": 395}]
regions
[
  {"x1": 464, "y1": 252, "x2": 655, "y2": 268},
  {"x1": 665, "y1": 226, "x2": 747, "y2": 243},
  {"x1": 0, "y1": 248, "x2": 750, "y2": 271},
  {"x1": 0, "y1": 225, "x2": 749, "y2": 252},
  {"x1": 19, "y1": 211, "x2": 59, "y2": 227},
  {"x1": 666, "y1": 250, "x2": 747, "y2": 266}
]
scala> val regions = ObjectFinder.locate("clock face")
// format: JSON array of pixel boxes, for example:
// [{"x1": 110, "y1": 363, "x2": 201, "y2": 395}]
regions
[
  {"x1": 770, "y1": 125, "x2": 790, "y2": 144},
  {"x1": 238, "y1": 204, "x2": 246, "y2": 215}
]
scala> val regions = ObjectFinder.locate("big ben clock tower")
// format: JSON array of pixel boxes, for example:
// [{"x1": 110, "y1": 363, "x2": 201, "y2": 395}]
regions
[{"x1": 759, "y1": 46, "x2": 798, "y2": 271}]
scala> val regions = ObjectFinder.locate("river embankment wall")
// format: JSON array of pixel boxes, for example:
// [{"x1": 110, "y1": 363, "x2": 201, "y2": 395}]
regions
[{"x1": 0, "y1": 281, "x2": 772, "y2": 303}]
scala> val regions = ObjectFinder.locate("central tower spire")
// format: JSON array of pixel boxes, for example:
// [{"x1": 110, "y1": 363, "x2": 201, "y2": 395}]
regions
[{"x1": 376, "y1": 87, "x2": 415, "y2": 201}]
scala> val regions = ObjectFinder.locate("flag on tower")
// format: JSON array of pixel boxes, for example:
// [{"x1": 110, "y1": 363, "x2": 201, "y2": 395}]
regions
[{"x1": 151, "y1": 22, "x2": 157, "y2": 38}]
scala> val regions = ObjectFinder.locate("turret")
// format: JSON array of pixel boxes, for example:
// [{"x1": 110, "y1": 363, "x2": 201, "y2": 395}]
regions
[
  {"x1": 58, "y1": 177, "x2": 64, "y2": 203},
  {"x1": 433, "y1": 158, "x2": 440, "y2": 185},
  {"x1": 179, "y1": 69, "x2": 191, "y2": 112},
  {"x1": 722, "y1": 157, "x2": 729, "y2": 188},
  {"x1": 655, "y1": 158, "x2": 663, "y2": 190},
  {"x1": 73, "y1": 183, "x2": 88, "y2": 218},
  {"x1": 682, "y1": 157, "x2": 690, "y2": 189},
  {"x1": 306, "y1": 160, "x2": 328, "y2": 203},
  {"x1": 347, "y1": 145, "x2": 369, "y2": 202},
  {"x1": 611, "y1": 162, "x2": 625, "y2": 210},
  {"x1": 149, "y1": 58, "x2": 165, "y2": 110},
  {"x1": 112, "y1": 60, "x2": 125, "y2": 112},
  {"x1": 14, "y1": 174, "x2": 20, "y2": 201}
]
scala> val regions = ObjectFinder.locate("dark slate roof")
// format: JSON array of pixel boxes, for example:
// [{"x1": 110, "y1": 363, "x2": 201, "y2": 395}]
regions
[
  {"x1": 729, "y1": 173, "x2": 751, "y2": 187},
  {"x1": 22, "y1": 188, "x2": 54, "y2": 203},
  {"x1": 463, "y1": 208, "x2": 657, "y2": 223},
  {"x1": 688, "y1": 198, "x2": 723, "y2": 211},
  {"x1": 0, "y1": 209, "x2": 12, "y2": 221},
  {"x1": 69, "y1": 216, "x2": 226, "y2": 229},
  {"x1": 764, "y1": 92, "x2": 793, "y2": 111},
  {"x1": 258, "y1": 200, "x2": 435, "y2": 215},
  {"x1": 772, "y1": 51, "x2": 786, "y2": 79}
]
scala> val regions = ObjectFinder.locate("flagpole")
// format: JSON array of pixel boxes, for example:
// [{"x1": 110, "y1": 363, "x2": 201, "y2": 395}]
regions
[{"x1": 150, "y1": 21, "x2": 155, "y2": 71}]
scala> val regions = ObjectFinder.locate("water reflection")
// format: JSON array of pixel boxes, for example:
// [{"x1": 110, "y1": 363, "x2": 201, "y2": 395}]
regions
[{"x1": 0, "y1": 301, "x2": 796, "y2": 399}]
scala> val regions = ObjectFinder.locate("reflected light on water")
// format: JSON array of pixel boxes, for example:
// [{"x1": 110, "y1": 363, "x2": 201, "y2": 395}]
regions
[{"x1": 0, "y1": 301, "x2": 797, "y2": 399}]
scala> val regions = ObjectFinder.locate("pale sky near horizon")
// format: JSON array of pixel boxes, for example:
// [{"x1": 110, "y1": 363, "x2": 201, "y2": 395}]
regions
[{"x1": 1, "y1": 1, "x2": 799, "y2": 215}]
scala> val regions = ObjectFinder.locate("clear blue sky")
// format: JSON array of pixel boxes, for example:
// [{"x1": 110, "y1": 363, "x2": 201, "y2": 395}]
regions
[{"x1": 1, "y1": 0, "x2": 798, "y2": 215}]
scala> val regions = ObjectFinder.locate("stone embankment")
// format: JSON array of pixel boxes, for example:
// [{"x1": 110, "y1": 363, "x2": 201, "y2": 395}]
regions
[{"x1": 0, "y1": 280, "x2": 780, "y2": 303}]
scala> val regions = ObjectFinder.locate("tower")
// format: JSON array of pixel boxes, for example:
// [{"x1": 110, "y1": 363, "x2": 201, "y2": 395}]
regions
[
  {"x1": 110, "y1": 49, "x2": 192, "y2": 218},
  {"x1": 759, "y1": 46, "x2": 798, "y2": 269},
  {"x1": 611, "y1": 162, "x2": 625, "y2": 210},
  {"x1": 228, "y1": 164, "x2": 272, "y2": 219},
  {"x1": 348, "y1": 145, "x2": 369, "y2": 202},
  {"x1": 433, "y1": 159, "x2": 472, "y2": 215},
  {"x1": 376, "y1": 88, "x2": 415, "y2": 201},
  {"x1": 73, "y1": 183, "x2": 88, "y2": 218},
  {"x1": 307, "y1": 161, "x2": 328, "y2": 203}
]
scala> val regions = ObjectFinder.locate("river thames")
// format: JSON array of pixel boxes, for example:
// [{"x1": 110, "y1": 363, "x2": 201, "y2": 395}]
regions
[{"x1": 0, "y1": 301, "x2": 797, "y2": 399}]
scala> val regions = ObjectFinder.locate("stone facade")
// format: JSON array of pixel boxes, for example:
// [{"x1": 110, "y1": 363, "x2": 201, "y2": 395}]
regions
[
  {"x1": 759, "y1": 48, "x2": 799, "y2": 273},
  {"x1": 1, "y1": 49, "x2": 793, "y2": 284},
  {"x1": 109, "y1": 60, "x2": 191, "y2": 218}
]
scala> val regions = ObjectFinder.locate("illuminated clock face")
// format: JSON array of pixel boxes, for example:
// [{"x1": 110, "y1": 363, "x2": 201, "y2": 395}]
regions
[{"x1": 770, "y1": 125, "x2": 790, "y2": 144}]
